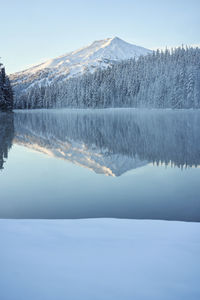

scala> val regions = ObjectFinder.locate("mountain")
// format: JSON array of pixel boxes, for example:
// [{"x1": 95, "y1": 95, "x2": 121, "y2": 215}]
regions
[{"x1": 10, "y1": 37, "x2": 151, "y2": 96}]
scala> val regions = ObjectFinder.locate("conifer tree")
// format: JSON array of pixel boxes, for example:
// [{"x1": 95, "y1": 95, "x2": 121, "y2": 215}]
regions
[{"x1": 0, "y1": 62, "x2": 13, "y2": 111}]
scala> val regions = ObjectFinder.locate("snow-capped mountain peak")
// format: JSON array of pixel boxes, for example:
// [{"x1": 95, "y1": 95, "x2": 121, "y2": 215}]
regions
[{"x1": 10, "y1": 37, "x2": 151, "y2": 95}]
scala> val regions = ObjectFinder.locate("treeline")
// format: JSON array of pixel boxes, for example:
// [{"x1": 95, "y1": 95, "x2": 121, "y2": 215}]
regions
[
  {"x1": 0, "y1": 63, "x2": 13, "y2": 111},
  {"x1": 14, "y1": 47, "x2": 200, "y2": 109}
]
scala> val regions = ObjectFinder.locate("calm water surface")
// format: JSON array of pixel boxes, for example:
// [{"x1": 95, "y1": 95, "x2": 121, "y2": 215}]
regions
[{"x1": 0, "y1": 109, "x2": 200, "y2": 221}]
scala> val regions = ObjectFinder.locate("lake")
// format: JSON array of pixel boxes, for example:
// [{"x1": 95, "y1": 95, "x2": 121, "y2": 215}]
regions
[{"x1": 0, "y1": 108, "x2": 200, "y2": 221}]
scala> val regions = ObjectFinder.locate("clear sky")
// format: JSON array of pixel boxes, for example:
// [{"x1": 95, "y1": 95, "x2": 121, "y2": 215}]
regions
[{"x1": 1, "y1": 0, "x2": 200, "y2": 74}]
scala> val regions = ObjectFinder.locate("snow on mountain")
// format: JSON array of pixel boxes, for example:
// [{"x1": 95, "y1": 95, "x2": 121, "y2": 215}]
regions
[{"x1": 10, "y1": 37, "x2": 152, "y2": 92}]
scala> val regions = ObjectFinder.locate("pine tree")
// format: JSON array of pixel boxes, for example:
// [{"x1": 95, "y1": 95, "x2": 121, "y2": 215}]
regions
[{"x1": 0, "y1": 62, "x2": 13, "y2": 111}]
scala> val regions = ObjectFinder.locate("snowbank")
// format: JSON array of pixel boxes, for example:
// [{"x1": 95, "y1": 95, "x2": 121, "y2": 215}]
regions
[{"x1": 0, "y1": 219, "x2": 199, "y2": 300}]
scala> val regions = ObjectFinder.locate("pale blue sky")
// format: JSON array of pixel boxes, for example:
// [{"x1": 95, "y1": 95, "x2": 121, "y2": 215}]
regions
[{"x1": 1, "y1": 0, "x2": 200, "y2": 74}]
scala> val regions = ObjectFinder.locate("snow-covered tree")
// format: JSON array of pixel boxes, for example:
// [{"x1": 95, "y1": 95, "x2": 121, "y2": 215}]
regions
[{"x1": 0, "y1": 62, "x2": 13, "y2": 111}]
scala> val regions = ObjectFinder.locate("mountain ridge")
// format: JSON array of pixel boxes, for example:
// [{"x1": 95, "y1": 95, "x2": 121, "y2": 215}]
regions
[
  {"x1": 12, "y1": 37, "x2": 151, "y2": 74},
  {"x1": 10, "y1": 37, "x2": 152, "y2": 96}
]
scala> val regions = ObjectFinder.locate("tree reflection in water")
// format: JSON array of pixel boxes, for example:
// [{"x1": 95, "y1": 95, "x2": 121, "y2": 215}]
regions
[{"x1": 0, "y1": 113, "x2": 14, "y2": 170}]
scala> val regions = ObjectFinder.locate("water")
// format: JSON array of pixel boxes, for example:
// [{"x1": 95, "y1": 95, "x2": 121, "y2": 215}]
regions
[{"x1": 0, "y1": 109, "x2": 200, "y2": 221}]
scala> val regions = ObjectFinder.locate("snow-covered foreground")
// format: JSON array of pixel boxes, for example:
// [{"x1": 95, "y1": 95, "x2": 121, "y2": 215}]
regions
[{"x1": 0, "y1": 219, "x2": 200, "y2": 300}]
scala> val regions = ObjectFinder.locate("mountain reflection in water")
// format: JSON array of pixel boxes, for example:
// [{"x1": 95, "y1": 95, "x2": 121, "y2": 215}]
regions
[{"x1": 13, "y1": 109, "x2": 200, "y2": 176}]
